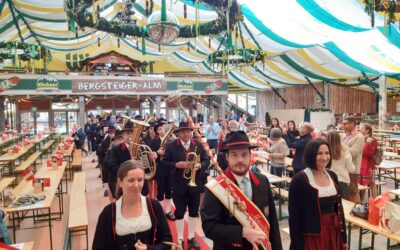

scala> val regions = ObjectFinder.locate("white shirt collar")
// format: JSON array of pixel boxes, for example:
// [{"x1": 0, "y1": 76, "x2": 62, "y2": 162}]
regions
[{"x1": 231, "y1": 170, "x2": 250, "y2": 185}]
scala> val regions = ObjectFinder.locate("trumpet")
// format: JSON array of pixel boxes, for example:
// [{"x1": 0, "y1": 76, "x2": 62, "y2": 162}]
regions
[{"x1": 184, "y1": 148, "x2": 199, "y2": 187}]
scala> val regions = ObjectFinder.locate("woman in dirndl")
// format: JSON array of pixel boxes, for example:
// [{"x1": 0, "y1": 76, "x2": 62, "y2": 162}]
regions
[
  {"x1": 359, "y1": 123, "x2": 378, "y2": 198},
  {"x1": 288, "y1": 138, "x2": 348, "y2": 250}
]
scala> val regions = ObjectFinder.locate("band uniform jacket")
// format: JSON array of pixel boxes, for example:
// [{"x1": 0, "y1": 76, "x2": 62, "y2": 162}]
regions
[
  {"x1": 162, "y1": 138, "x2": 210, "y2": 194},
  {"x1": 200, "y1": 168, "x2": 282, "y2": 250},
  {"x1": 110, "y1": 143, "x2": 149, "y2": 195}
]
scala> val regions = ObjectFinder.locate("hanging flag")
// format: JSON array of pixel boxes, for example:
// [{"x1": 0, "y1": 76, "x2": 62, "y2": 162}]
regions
[{"x1": 22, "y1": 168, "x2": 35, "y2": 181}]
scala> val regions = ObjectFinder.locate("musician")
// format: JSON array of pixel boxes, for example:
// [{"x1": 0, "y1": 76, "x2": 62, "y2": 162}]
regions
[
  {"x1": 150, "y1": 122, "x2": 175, "y2": 220},
  {"x1": 201, "y1": 131, "x2": 282, "y2": 250},
  {"x1": 93, "y1": 160, "x2": 173, "y2": 250},
  {"x1": 163, "y1": 122, "x2": 210, "y2": 249},
  {"x1": 109, "y1": 124, "x2": 150, "y2": 198}
]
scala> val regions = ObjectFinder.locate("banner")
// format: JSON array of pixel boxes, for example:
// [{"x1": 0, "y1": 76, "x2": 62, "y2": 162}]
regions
[{"x1": 72, "y1": 79, "x2": 166, "y2": 93}]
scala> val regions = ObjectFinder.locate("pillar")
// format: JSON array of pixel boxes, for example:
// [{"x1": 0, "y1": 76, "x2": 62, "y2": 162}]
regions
[
  {"x1": 323, "y1": 82, "x2": 329, "y2": 109},
  {"x1": 378, "y1": 76, "x2": 387, "y2": 130},
  {"x1": 208, "y1": 98, "x2": 214, "y2": 118},
  {"x1": 0, "y1": 97, "x2": 5, "y2": 131},
  {"x1": 189, "y1": 97, "x2": 194, "y2": 118},
  {"x1": 220, "y1": 95, "x2": 226, "y2": 120},
  {"x1": 155, "y1": 96, "x2": 161, "y2": 117},
  {"x1": 149, "y1": 100, "x2": 154, "y2": 116},
  {"x1": 79, "y1": 96, "x2": 85, "y2": 128},
  {"x1": 15, "y1": 100, "x2": 21, "y2": 131}
]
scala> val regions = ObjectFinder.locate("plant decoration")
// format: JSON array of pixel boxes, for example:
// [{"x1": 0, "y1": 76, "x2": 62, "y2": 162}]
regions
[
  {"x1": 364, "y1": 0, "x2": 397, "y2": 31},
  {"x1": 208, "y1": 48, "x2": 265, "y2": 67},
  {"x1": 66, "y1": 0, "x2": 239, "y2": 41},
  {"x1": 0, "y1": 42, "x2": 51, "y2": 62}
]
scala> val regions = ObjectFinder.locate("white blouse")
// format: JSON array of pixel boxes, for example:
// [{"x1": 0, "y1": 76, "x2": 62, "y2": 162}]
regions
[
  {"x1": 115, "y1": 195, "x2": 152, "y2": 236},
  {"x1": 304, "y1": 168, "x2": 337, "y2": 198}
]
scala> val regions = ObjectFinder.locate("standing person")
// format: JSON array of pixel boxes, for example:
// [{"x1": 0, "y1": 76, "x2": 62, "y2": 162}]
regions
[
  {"x1": 203, "y1": 116, "x2": 220, "y2": 153},
  {"x1": 151, "y1": 123, "x2": 175, "y2": 220},
  {"x1": 267, "y1": 118, "x2": 282, "y2": 138},
  {"x1": 268, "y1": 128, "x2": 289, "y2": 178},
  {"x1": 103, "y1": 130, "x2": 124, "y2": 199},
  {"x1": 229, "y1": 120, "x2": 240, "y2": 132},
  {"x1": 287, "y1": 120, "x2": 300, "y2": 158},
  {"x1": 162, "y1": 122, "x2": 210, "y2": 249},
  {"x1": 359, "y1": 123, "x2": 378, "y2": 198},
  {"x1": 229, "y1": 110, "x2": 237, "y2": 121},
  {"x1": 98, "y1": 128, "x2": 112, "y2": 197},
  {"x1": 283, "y1": 123, "x2": 314, "y2": 174},
  {"x1": 288, "y1": 138, "x2": 348, "y2": 250},
  {"x1": 327, "y1": 131, "x2": 355, "y2": 200},
  {"x1": 72, "y1": 124, "x2": 88, "y2": 155},
  {"x1": 201, "y1": 131, "x2": 282, "y2": 250},
  {"x1": 93, "y1": 160, "x2": 173, "y2": 250},
  {"x1": 84, "y1": 118, "x2": 93, "y2": 154},
  {"x1": 341, "y1": 116, "x2": 365, "y2": 203},
  {"x1": 217, "y1": 120, "x2": 230, "y2": 153}
]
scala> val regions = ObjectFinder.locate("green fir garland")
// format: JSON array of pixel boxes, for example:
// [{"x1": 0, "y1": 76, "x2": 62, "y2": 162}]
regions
[{"x1": 0, "y1": 42, "x2": 51, "y2": 62}]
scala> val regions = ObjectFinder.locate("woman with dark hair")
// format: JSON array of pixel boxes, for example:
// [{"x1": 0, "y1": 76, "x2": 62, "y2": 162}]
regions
[
  {"x1": 359, "y1": 123, "x2": 378, "y2": 198},
  {"x1": 288, "y1": 139, "x2": 347, "y2": 250},
  {"x1": 327, "y1": 131, "x2": 355, "y2": 200},
  {"x1": 287, "y1": 120, "x2": 300, "y2": 158},
  {"x1": 267, "y1": 118, "x2": 281, "y2": 138},
  {"x1": 93, "y1": 160, "x2": 172, "y2": 250}
]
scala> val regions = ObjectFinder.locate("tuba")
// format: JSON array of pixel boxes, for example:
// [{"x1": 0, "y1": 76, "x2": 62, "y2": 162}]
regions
[
  {"x1": 184, "y1": 147, "x2": 199, "y2": 187},
  {"x1": 160, "y1": 124, "x2": 176, "y2": 149},
  {"x1": 126, "y1": 116, "x2": 157, "y2": 180}
]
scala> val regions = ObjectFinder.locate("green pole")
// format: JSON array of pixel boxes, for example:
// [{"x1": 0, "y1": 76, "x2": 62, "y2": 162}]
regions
[{"x1": 161, "y1": 0, "x2": 167, "y2": 22}]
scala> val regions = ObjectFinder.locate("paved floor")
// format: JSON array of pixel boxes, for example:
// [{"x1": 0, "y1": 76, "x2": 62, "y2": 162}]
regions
[{"x1": 10, "y1": 152, "x2": 398, "y2": 249}]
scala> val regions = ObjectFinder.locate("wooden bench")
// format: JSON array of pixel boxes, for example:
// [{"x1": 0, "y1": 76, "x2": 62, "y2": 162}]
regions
[
  {"x1": 71, "y1": 149, "x2": 82, "y2": 172},
  {"x1": 14, "y1": 152, "x2": 42, "y2": 176},
  {"x1": 41, "y1": 139, "x2": 55, "y2": 155},
  {"x1": 64, "y1": 172, "x2": 87, "y2": 250},
  {"x1": 271, "y1": 185, "x2": 289, "y2": 220},
  {"x1": 0, "y1": 177, "x2": 15, "y2": 201}
]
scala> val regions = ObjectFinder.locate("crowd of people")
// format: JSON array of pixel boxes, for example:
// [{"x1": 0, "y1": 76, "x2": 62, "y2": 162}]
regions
[{"x1": 81, "y1": 110, "x2": 380, "y2": 250}]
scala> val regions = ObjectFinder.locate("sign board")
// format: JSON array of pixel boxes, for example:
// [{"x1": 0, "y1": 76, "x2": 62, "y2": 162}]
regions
[
  {"x1": 31, "y1": 107, "x2": 37, "y2": 112},
  {"x1": 71, "y1": 79, "x2": 166, "y2": 93},
  {"x1": 36, "y1": 76, "x2": 59, "y2": 91}
]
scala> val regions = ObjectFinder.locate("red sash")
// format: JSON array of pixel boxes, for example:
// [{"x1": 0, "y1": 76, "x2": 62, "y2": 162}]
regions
[{"x1": 206, "y1": 169, "x2": 272, "y2": 250}]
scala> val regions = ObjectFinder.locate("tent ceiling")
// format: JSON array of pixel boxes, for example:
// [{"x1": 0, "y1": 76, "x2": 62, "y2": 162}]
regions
[{"x1": 1, "y1": 0, "x2": 400, "y2": 91}]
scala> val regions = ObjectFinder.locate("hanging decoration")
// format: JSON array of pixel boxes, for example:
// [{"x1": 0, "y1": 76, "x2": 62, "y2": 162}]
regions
[
  {"x1": 0, "y1": 42, "x2": 51, "y2": 62},
  {"x1": 364, "y1": 0, "x2": 398, "y2": 29},
  {"x1": 146, "y1": 0, "x2": 180, "y2": 45},
  {"x1": 207, "y1": 48, "x2": 265, "y2": 67},
  {"x1": 70, "y1": 0, "x2": 239, "y2": 41}
]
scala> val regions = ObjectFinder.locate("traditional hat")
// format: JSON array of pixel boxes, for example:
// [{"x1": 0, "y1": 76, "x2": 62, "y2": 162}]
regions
[
  {"x1": 114, "y1": 129, "x2": 124, "y2": 139},
  {"x1": 222, "y1": 130, "x2": 258, "y2": 152},
  {"x1": 174, "y1": 121, "x2": 193, "y2": 133},
  {"x1": 154, "y1": 120, "x2": 168, "y2": 136}
]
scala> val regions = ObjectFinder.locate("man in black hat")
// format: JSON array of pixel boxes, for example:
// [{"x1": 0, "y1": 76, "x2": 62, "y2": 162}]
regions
[
  {"x1": 162, "y1": 121, "x2": 210, "y2": 250},
  {"x1": 201, "y1": 131, "x2": 282, "y2": 250}
]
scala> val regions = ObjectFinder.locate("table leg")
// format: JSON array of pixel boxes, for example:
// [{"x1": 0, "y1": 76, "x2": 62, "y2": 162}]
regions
[
  {"x1": 347, "y1": 222, "x2": 352, "y2": 247},
  {"x1": 12, "y1": 212, "x2": 16, "y2": 243},
  {"x1": 48, "y1": 208, "x2": 53, "y2": 250}
]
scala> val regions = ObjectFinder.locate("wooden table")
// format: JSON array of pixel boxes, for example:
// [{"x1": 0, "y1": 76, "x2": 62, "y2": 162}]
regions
[
  {"x1": 2, "y1": 162, "x2": 66, "y2": 250},
  {"x1": 342, "y1": 199, "x2": 400, "y2": 249},
  {"x1": 0, "y1": 144, "x2": 35, "y2": 175},
  {"x1": 377, "y1": 159, "x2": 400, "y2": 189},
  {"x1": 384, "y1": 151, "x2": 400, "y2": 159},
  {"x1": 0, "y1": 135, "x2": 21, "y2": 150},
  {"x1": 30, "y1": 134, "x2": 50, "y2": 150}
]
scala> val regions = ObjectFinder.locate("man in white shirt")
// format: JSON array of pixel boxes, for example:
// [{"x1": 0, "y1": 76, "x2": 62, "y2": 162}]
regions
[{"x1": 203, "y1": 116, "x2": 220, "y2": 153}]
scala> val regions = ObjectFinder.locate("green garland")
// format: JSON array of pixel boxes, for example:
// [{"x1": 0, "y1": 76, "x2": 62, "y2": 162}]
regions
[
  {"x1": 207, "y1": 48, "x2": 265, "y2": 65},
  {"x1": 0, "y1": 42, "x2": 51, "y2": 62},
  {"x1": 70, "y1": 0, "x2": 238, "y2": 39},
  {"x1": 364, "y1": 0, "x2": 397, "y2": 27}
]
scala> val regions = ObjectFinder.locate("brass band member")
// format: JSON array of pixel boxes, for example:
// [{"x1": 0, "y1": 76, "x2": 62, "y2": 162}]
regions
[
  {"x1": 162, "y1": 122, "x2": 210, "y2": 249},
  {"x1": 150, "y1": 122, "x2": 175, "y2": 220},
  {"x1": 201, "y1": 131, "x2": 282, "y2": 250}
]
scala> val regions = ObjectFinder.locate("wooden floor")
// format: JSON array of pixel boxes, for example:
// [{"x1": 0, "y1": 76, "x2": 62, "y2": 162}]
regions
[{"x1": 11, "y1": 153, "x2": 397, "y2": 250}]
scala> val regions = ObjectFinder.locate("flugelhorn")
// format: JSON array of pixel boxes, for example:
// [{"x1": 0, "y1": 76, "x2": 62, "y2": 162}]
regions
[{"x1": 184, "y1": 148, "x2": 199, "y2": 187}]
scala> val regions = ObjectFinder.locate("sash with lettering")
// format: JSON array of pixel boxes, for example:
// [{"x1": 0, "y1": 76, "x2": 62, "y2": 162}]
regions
[{"x1": 205, "y1": 169, "x2": 272, "y2": 250}]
